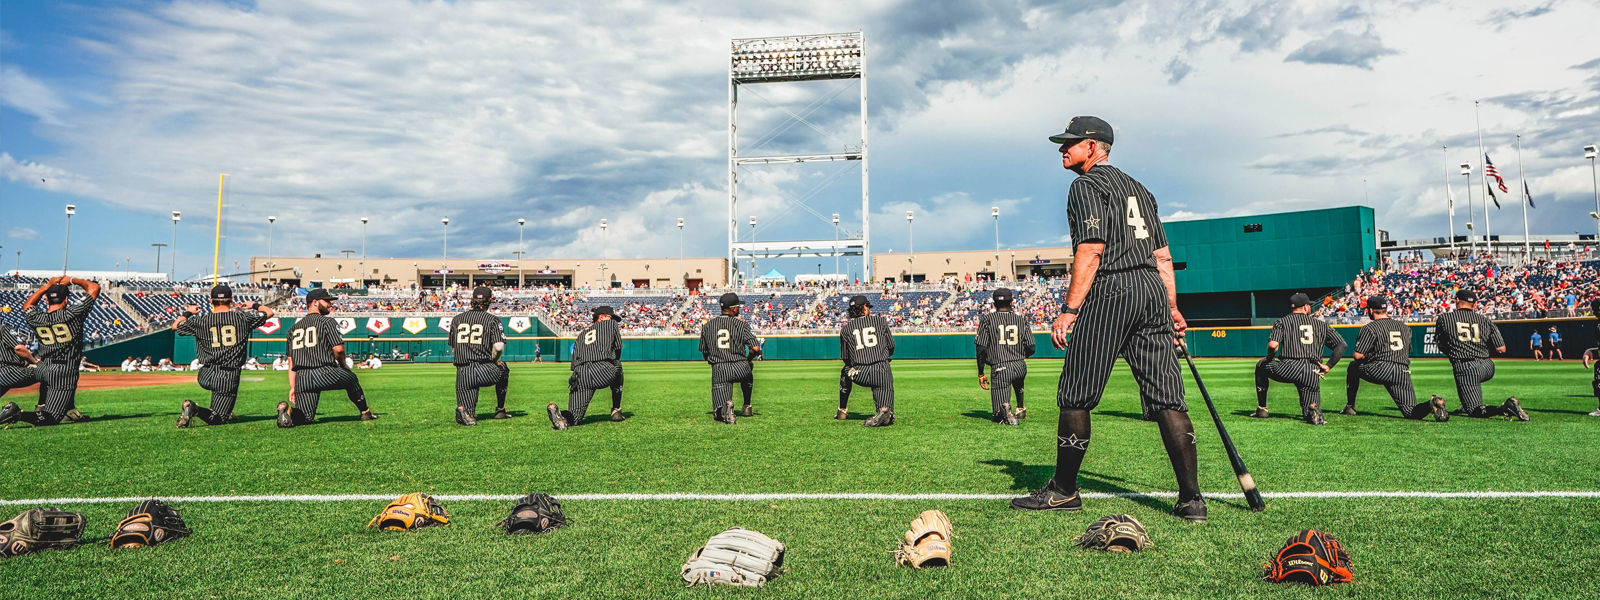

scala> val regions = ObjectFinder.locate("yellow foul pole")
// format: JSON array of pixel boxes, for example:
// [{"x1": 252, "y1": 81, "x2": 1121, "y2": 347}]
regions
[{"x1": 213, "y1": 173, "x2": 227, "y2": 282}]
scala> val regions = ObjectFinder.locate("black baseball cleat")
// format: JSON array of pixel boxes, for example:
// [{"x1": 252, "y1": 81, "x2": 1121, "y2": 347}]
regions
[
  {"x1": 176, "y1": 400, "x2": 197, "y2": 429},
  {"x1": 1250, "y1": 407, "x2": 1270, "y2": 418},
  {"x1": 741, "y1": 405, "x2": 754, "y2": 418},
  {"x1": 714, "y1": 405, "x2": 737, "y2": 425},
  {"x1": 275, "y1": 402, "x2": 294, "y2": 428},
  {"x1": 546, "y1": 404, "x2": 568, "y2": 430},
  {"x1": 492, "y1": 409, "x2": 512, "y2": 420},
  {"x1": 1501, "y1": 397, "x2": 1529, "y2": 421},
  {"x1": 1171, "y1": 496, "x2": 1208, "y2": 522},
  {"x1": 0, "y1": 402, "x2": 19, "y2": 425},
  {"x1": 358, "y1": 410, "x2": 379, "y2": 421},
  {"x1": 1430, "y1": 395, "x2": 1450, "y2": 422},
  {"x1": 1014, "y1": 406, "x2": 1027, "y2": 420},
  {"x1": 610, "y1": 407, "x2": 627, "y2": 422},
  {"x1": 834, "y1": 407, "x2": 848, "y2": 420},
  {"x1": 456, "y1": 407, "x2": 477, "y2": 427},
  {"x1": 863, "y1": 407, "x2": 895, "y2": 428},
  {"x1": 996, "y1": 403, "x2": 1019, "y2": 426},
  {"x1": 1009, "y1": 478, "x2": 1082, "y2": 511},
  {"x1": 1340, "y1": 405, "x2": 1358, "y2": 416},
  {"x1": 62, "y1": 409, "x2": 88, "y2": 423}
]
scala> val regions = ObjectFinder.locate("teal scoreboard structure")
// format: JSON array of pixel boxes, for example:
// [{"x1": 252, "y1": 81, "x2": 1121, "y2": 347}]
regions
[{"x1": 1165, "y1": 206, "x2": 1378, "y2": 324}]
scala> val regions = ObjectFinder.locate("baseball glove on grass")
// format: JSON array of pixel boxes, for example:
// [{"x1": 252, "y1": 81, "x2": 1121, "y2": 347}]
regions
[
  {"x1": 1263, "y1": 529, "x2": 1354, "y2": 586},
  {"x1": 367, "y1": 493, "x2": 450, "y2": 531},
  {"x1": 0, "y1": 507, "x2": 85, "y2": 557},
  {"x1": 110, "y1": 500, "x2": 191, "y2": 549},
  {"x1": 499, "y1": 493, "x2": 568, "y2": 535},
  {"x1": 1074, "y1": 514, "x2": 1151, "y2": 553},
  {"x1": 681, "y1": 527, "x2": 786, "y2": 588},
  {"x1": 895, "y1": 509, "x2": 953, "y2": 568}
]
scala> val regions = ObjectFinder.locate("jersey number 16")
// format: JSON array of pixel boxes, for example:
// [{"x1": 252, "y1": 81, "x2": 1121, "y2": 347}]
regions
[{"x1": 852, "y1": 327, "x2": 879, "y2": 350}]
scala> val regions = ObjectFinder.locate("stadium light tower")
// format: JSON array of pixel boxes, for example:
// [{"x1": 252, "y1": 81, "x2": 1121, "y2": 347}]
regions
[
  {"x1": 62, "y1": 204, "x2": 76, "y2": 274},
  {"x1": 152, "y1": 244, "x2": 166, "y2": 275},
  {"x1": 677, "y1": 218, "x2": 685, "y2": 287},
  {"x1": 441, "y1": 218, "x2": 450, "y2": 275},
  {"x1": 749, "y1": 216, "x2": 756, "y2": 284},
  {"x1": 600, "y1": 219, "x2": 609, "y2": 287},
  {"x1": 517, "y1": 218, "x2": 526, "y2": 288},
  {"x1": 729, "y1": 31, "x2": 869, "y2": 283},
  {"x1": 1460, "y1": 163, "x2": 1475, "y2": 256},
  {"x1": 171, "y1": 211, "x2": 181, "y2": 281},
  {"x1": 266, "y1": 216, "x2": 276, "y2": 284},
  {"x1": 1586, "y1": 144, "x2": 1598, "y2": 240},
  {"x1": 360, "y1": 217, "x2": 368, "y2": 289},
  {"x1": 906, "y1": 210, "x2": 914, "y2": 284},
  {"x1": 991, "y1": 207, "x2": 1000, "y2": 281},
  {"x1": 832, "y1": 213, "x2": 840, "y2": 278}
]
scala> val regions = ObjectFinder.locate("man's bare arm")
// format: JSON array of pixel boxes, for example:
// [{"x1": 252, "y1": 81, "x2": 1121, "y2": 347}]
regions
[
  {"x1": 1152, "y1": 246, "x2": 1186, "y2": 337},
  {"x1": 13, "y1": 344, "x2": 37, "y2": 365},
  {"x1": 1050, "y1": 242, "x2": 1104, "y2": 349}
]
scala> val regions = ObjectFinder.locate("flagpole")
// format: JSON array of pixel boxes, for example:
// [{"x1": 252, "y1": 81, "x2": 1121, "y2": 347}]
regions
[
  {"x1": 1444, "y1": 145, "x2": 1456, "y2": 258},
  {"x1": 1475, "y1": 101, "x2": 1492, "y2": 260},
  {"x1": 1516, "y1": 134, "x2": 1530, "y2": 258}
]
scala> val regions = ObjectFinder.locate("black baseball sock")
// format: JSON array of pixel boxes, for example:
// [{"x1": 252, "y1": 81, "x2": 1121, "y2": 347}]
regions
[
  {"x1": 1153, "y1": 410, "x2": 1202, "y2": 502},
  {"x1": 1254, "y1": 358, "x2": 1270, "y2": 408},
  {"x1": 740, "y1": 382, "x2": 752, "y2": 407},
  {"x1": 1014, "y1": 386, "x2": 1024, "y2": 409},
  {"x1": 611, "y1": 387, "x2": 623, "y2": 411},
  {"x1": 496, "y1": 379, "x2": 509, "y2": 412},
  {"x1": 1344, "y1": 369, "x2": 1359, "y2": 409},
  {"x1": 349, "y1": 391, "x2": 370, "y2": 413},
  {"x1": 1053, "y1": 409, "x2": 1091, "y2": 492}
]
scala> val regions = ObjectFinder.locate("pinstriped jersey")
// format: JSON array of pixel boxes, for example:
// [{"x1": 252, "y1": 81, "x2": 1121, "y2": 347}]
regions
[
  {"x1": 1067, "y1": 164, "x2": 1169, "y2": 272},
  {"x1": 176, "y1": 309, "x2": 268, "y2": 368},
  {"x1": 699, "y1": 315, "x2": 758, "y2": 364},
  {"x1": 0, "y1": 327, "x2": 27, "y2": 367},
  {"x1": 572, "y1": 319, "x2": 621, "y2": 366},
  {"x1": 974, "y1": 310, "x2": 1035, "y2": 364},
  {"x1": 24, "y1": 298, "x2": 95, "y2": 362},
  {"x1": 840, "y1": 315, "x2": 895, "y2": 366},
  {"x1": 1434, "y1": 309, "x2": 1504, "y2": 360},
  {"x1": 1269, "y1": 313, "x2": 1345, "y2": 361},
  {"x1": 1353, "y1": 317, "x2": 1410, "y2": 366},
  {"x1": 286, "y1": 313, "x2": 345, "y2": 369},
  {"x1": 448, "y1": 310, "x2": 506, "y2": 365}
]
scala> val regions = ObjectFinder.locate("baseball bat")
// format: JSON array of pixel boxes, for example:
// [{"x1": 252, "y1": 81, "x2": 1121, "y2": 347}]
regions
[{"x1": 1177, "y1": 341, "x2": 1266, "y2": 511}]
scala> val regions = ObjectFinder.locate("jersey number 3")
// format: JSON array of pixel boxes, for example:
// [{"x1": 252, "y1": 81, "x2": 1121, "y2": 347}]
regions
[{"x1": 1126, "y1": 196, "x2": 1149, "y2": 240}]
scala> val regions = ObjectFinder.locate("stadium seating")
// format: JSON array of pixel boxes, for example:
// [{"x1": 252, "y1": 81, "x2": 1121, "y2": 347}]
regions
[
  {"x1": 1318, "y1": 258, "x2": 1599, "y2": 322},
  {"x1": 0, "y1": 291, "x2": 143, "y2": 345}
]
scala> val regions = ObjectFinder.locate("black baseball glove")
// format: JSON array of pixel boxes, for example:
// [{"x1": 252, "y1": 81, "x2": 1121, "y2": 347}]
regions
[
  {"x1": 499, "y1": 493, "x2": 568, "y2": 534},
  {"x1": 110, "y1": 499, "x2": 191, "y2": 549},
  {"x1": 0, "y1": 507, "x2": 85, "y2": 557}
]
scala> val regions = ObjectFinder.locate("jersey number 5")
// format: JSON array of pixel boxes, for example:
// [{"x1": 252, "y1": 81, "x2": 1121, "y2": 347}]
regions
[
  {"x1": 1454, "y1": 322, "x2": 1481, "y2": 343},
  {"x1": 455, "y1": 323, "x2": 485, "y2": 345},
  {"x1": 1126, "y1": 196, "x2": 1150, "y2": 240},
  {"x1": 1388, "y1": 330, "x2": 1404, "y2": 351},
  {"x1": 290, "y1": 327, "x2": 318, "y2": 350},
  {"x1": 852, "y1": 326, "x2": 878, "y2": 350},
  {"x1": 33, "y1": 324, "x2": 72, "y2": 345}
]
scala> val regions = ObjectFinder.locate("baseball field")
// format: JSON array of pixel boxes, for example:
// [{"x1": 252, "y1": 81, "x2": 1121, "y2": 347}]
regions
[{"x1": 3, "y1": 358, "x2": 1598, "y2": 599}]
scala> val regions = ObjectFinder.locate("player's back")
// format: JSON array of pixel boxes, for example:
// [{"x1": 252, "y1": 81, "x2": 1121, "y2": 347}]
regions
[
  {"x1": 25, "y1": 298, "x2": 95, "y2": 361},
  {"x1": 699, "y1": 315, "x2": 753, "y2": 363},
  {"x1": 183, "y1": 309, "x2": 267, "y2": 368},
  {"x1": 287, "y1": 313, "x2": 342, "y2": 368},
  {"x1": 1354, "y1": 317, "x2": 1409, "y2": 365},
  {"x1": 976, "y1": 311, "x2": 1034, "y2": 364},
  {"x1": 1271, "y1": 313, "x2": 1337, "y2": 360},
  {"x1": 449, "y1": 310, "x2": 504, "y2": 365},
  {"x1": 1435, "y1": 309, "x2": 1502, "y2": 360},
  {"x1": 572, "y1": 319, "x2": 620, "y2": 366},
  {"x1": 841, "y1": 314, "x2": 894, "y2": 365}
]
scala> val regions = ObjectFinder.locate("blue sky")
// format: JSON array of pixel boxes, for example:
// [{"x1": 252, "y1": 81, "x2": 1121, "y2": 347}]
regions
[{"x1": 3, "y1": 0, "x2": 1598, "y2": 280}]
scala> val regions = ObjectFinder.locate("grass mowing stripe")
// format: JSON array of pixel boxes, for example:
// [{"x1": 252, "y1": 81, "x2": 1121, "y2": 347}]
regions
[{"x1": 7, "y1": 490, "x2": 1600, "y2": 505}]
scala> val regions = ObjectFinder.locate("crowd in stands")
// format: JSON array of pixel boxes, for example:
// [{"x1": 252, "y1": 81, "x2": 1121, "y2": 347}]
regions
[{"x1": 1317, "y1": 258, "x2": 1600, "y2": 322}]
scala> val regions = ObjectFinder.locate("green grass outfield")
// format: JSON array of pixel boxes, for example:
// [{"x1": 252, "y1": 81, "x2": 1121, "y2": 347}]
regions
[{"x1": 2, "y1": 358, "x2": 1598, "y2": 599}]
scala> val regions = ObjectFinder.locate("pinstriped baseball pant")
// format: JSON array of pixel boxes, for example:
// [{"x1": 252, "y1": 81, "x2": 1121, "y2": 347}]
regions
[
  {"x1": 32, "y1": 363, "x2": 79, "y2": 424},
  {"x1": 194, "y1": 366, "x2": 242, "y2": 425},
  {"x1": 1449, "y1": 358, "x2": 1504, "y2": 417},
  {"x1": 456, "y1": 362, "x2": 510, "y2": 415},
  {"x1": 1345, "y1": 361, "x2": 1425, "y2": 418},
  {"x1": 290, "y1": 367, "x2": 368, "y2": 424},
  {"x1": 0, "y1": 366, "x2": 33, "y2": 399},
  {"x1": 1592, "y1": 360, "x2": 1599, "y2": 402},
  {"x1": 1057, "y1": 269, "x2": 1186, "y2": 418},
  {"x1": 842, "y1": 361, "x2": 894, "y2": 412},
  {"x1": 568, "y1": 362, "x2": 622, "y2": 423},
  {"x1": 710, "y1": 361, "x2": 753, "y2": 413},
  {"x1": 988, "y1": 360, "x2": 1027, "y2": 415},
  {"x1": 1256, "y1": 358, "x2": 1323, "y2": 419}
]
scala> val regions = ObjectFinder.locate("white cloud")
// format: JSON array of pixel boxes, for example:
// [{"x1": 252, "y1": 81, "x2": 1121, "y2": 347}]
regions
[
  {"x1": 0, "y1": 65, "x2": 70, "y2": 126},
  {"x1": 7, "y1": 227, "x2": 40, "y2": 240},
  {"x1": 0, "y1": 153, "x2": 99, "y2": 196}
]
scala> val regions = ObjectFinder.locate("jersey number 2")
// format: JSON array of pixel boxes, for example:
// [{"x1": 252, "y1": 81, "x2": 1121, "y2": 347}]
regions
[
  {"x1": 1126, "y1": 196, "x2": 1150, "y2": 240},
  {"x1": 716, "y1": 329, "x2": 731, "y2": 349}
]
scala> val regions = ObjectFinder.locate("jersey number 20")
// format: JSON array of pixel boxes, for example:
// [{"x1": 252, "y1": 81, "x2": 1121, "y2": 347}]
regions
[{"x1": 290, "y1": 327, "x2": 318, "y2": 350}]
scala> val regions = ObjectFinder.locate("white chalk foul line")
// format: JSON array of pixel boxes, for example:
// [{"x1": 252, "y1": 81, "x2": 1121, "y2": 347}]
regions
[{"x1": 3, "y1": 490, "x2": 1599, "y2": 506}]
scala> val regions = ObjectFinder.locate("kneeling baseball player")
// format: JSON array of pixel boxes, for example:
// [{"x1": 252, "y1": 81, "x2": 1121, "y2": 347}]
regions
[
  {"x1": 839, "y1": 295, "x2": 896, "y2": 427},
  {"x1": 1253, "y1": 293, "x2": 1347, "y2": 425},
  {"x1": 699, "y1": 293, "x2": 760, "y2": 425},
  {"x1": 278, "y1": 289, "x2": 377, "y2": 427},
  {"x1": 975, "y1": 288, "x2": 1034, "y2": 425},
  {"x1": 2, "y1": 277, "x2": 100, "y2": 426},
  {"x1": 172, "y1": 285, "x2": 273, "y2": 428},
  {"x1": 550, "y1": 305, "x2": 624, "y2": 429},
  {"x1": 449, "y1": 287, "x2": 511, "y2": 426},
  {"x1": 1435, "y1": 289, "x2": 1527, "y2": 420},
  {"x1": 0, "y1": 327, "x2": 42, "y2": 424},
  {"x1": 1342, "y1": 296, "x2": 1447, "y2": 421},
  {"x1": 1587, "y1": 299, "x2": 1600, "y2": 417}
]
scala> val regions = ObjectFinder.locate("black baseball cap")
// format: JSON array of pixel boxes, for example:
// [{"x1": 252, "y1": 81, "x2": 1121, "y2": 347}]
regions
[
  {"x1": 849, "y1": 295, "x2": 872, "y2": 308},
  {"x1": 1365, "y1": 296, "x2": 1387, "y2": 311},
  {"x1": 719, "y1": 292, "x2": 743, "y2": 308},
  {"x1": 472, "y1": 286, "x2": 493, "y2": 301},
  {"x1": 211, "y1": 284, "x2": 233, "y2": 301},
  {"x1": 305, "y1": 288, "x2": 336, "y2": 303},
  {"x1": 592, "y1": 305, "x2": 614, "y2": 318},
  {"x1": 44, "y1": 285, "x2": 69, "y2": 304},
  {"x1": 1456, "y1": 289, "x2": 1477, "y2": 302},
  {"x1": 1049, "y1": 116, "x2": 1114, "y2": 145},
  {"x1": 1289, "y1": 293, "x2": 1312, "y2": 307},
  {"x1": 992, "y1": 288, "x2": 1014, "y2": 305}
]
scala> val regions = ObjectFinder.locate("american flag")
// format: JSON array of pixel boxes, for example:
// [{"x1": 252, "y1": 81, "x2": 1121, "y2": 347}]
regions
[{"x1": 1484, "y1": 154, "x2": 1509, "y2": 193}]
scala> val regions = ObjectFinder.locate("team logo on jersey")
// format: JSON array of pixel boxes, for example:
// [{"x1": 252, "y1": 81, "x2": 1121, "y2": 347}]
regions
[
  {"x1": 508, "y1": 316, "x2": 532, "y2": 333},
  {"x1": 402, "y1": 317, "x2": 428, "y2": 334},
  {"x1": 367, "y1": 317, "x2": 391, "y2": 334},
  {"x1": 437, "y1": 316, "x2": 454, "y2": 332},
  {"x1": 1083, "y1": 216, "x2": 1100, "y2": 229},
  {"x1": 256, "y1": 317, "x2": 282, "y2": 334},
  {"x1": 335, "y1": 317, "x2": 357, "y2": 335}
]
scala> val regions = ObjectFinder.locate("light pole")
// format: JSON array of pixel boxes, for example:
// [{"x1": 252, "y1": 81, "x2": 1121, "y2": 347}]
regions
[
  {"x1": 1586, "y1": 145, "x2": 1598, "y2": 241},
  {"x1": 171, "y1": 211, "x2": 181, "y2": 281},
  {"x1": 1460, "y1": 163, "x2": 1475, "y2": 256},
  {"x1": 517, "y1": 218, "x2": 526, "y2": 288},
  {"x1": 360, "y1": 217, "x2": 368, "y2": 289},
  {"x1": 62, "y1": 204, "x2": 76, "y2": 274},
  {"x1": 441, "y1": 218, "x2": 450, "y2": 286},
  {"x1": 906, "y1": 210, "x2": 914, "y2": 284},
  {"x1": 125, "y1": 257, "x2": 131, "y2": 280},
  {"x1": 832, "y1": 213, "x2": 840, "y2": 280},
  {"x1": 748, "y1": 216, "x2": 756, "y2": 285},
  {"x1": 266, "y1": 216, "x2": 276, "y2": 284},
  {"x1": 600, "y1": 219, "x2": 608, "y2": 288},
  {"x1": 991, "y1": 207, "x2": 1000, "y2": 282},
  {"x1": 677, "y1": 218, "x2": 685, "y2": 287}
]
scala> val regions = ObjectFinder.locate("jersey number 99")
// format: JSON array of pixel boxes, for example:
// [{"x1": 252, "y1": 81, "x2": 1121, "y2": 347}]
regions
[
  {"x1": 290, "y1": 327, "x2": 318, "y2": 350},
  {"x1": 33, "y1": 324, "x2": 72, "y2": 345},
  {"x1": 456, "y1": 323, "x2": 485, "y2": 345}
]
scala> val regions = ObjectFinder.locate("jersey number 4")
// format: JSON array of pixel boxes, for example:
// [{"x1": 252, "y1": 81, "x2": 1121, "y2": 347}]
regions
[
  {"x1": 290, "y1": 327, "x2": 319, "y2": 350},
  {"x1": 852, "y1": 326, "x2": 879, "y2": 350},
  {"x1": 456, "y1": 323, "x2": 486, "y2": 345},
  {"x1": 1126, "y1": 196, "x2": 1149, "y2": 240},
  {"x1": 33, "y1": 324, "x2": 72, "y2": 345}
]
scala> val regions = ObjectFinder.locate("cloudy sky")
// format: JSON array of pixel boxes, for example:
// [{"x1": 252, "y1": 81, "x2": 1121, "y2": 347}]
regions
[{"x1": 3, "y1": 0, "x2": 1598, "y2": 280}]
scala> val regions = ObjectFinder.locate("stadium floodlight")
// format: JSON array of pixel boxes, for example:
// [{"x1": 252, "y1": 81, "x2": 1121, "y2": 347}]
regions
[
  {"x1": 678, "y1": 218, "x2": 685, "y2": 287},
  {"x1": 731, "y1": 31, "x2": 863, "y2": 83},
  {"x1": 62, "y1": 205, "x2": 75, "y2": 274},
  {"x1": 170, "y1": 211, "x2": 182, "y2": 280},
  {"x1": 518, "y1": 218, "x2": 527, "y2": 287},
  {"x1": 360, "y1": 217, "x2": 369, "y2": 289},
  {"x1": 441, "y1": 218, "x2": 450, "y2": 274},
  {"x1": 1460, "y1": 163, "x2": 1470, "y2": 176},
  {"x1": 832, "y1": 214, "x2": 840, "y2": 277},
  {"x1": 1587, "y1": 145, "x2": 1599, "y2": 240}
]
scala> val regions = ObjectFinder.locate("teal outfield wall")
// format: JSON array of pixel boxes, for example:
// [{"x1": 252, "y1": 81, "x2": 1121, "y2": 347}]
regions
[
  {"x1": 90, "y1": 314, "x2": 1598, "y2": 364},
  {"x1": 1166, "y1": 206, "x2": 1377, "y2": 294}
]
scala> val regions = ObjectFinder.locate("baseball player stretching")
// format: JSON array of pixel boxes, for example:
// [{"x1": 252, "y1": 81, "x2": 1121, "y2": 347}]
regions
[
  {"x1": 1342, "y1": 295, "x2": 1447, "y2": 421},
  {"x1": 1435, "y1": 289, "x2": 1527, "y2": 420},
  {"x1": 278, "y1": 288, "x2": 377, "y2": 427},
  {"x1": 838, "y1": 295, "x2": 896, "y2": 427},
  {"x1": 0, "y1": 277, "x2": 100, "y2": 426},
  {"x1": 449, "y1": 287, "x2": 511, "y2": 426},
  {"x1": 1253, "y1": 293, "x2": 1347, "y2": 425},
  {"x1": 172, "y1": 285, "x2": 273, "y2": 428},
  {"x1": 1010, "y1": 116, "x2": 1205, "y2": 522},
  {"x1": 0, "y1": 326, "x2": 43, "y2": 424},
  {"x1": 975, "y1": 287, "x2": 1034, "y2": 425},
  {"x1": 550, "y1": 305, "x2": 624, "y2": 430},
  {"x1": 699, "y1": 293, "x2": 760, "y2": 425}
]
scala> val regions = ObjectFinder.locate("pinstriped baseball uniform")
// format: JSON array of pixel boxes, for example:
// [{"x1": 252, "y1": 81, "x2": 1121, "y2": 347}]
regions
[
  {"x1": 1256, "y1": 313, "x2": 1346, "y2": 419},
  {"x1": 0, "y1": 327, "x2": 34, "y2": 399},
  {"x1": 568, "y1": 318, "x2": 623, "y2": 423},
  {"x1": 176, "y1": 308, "x2": 268, "y2": 424},
  {"x1": 1592, "y1": 321, "x2": 1599, "y2": 402},
  {"x1": 699, "y1": 315, "x2": 758, "y2": 414},
  {"x1": 976, "y1": 310, "x2": 1035, "y2": 415},
  {"x1": 1345, "y1": 317, "x2": 1425, "y2": 418},
  {"x1": 840, "y1": 314, "x2": 895, "y2": 412},
  {"x1": 24, "y1": 297, "x2": 95, "y2": 423},
  {"x1": 286, "y1": 313, "x2": 369, "y2": 424},
  {"x1": 1056, "y1": 165, "x2": 1185, "y2": 417},
  {"x1": 1435, "y1": 309, "x2": 1508, "y2": 417},
  {"x1": 448, "y1": 309, "x2": 509, "y2": 416}
]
